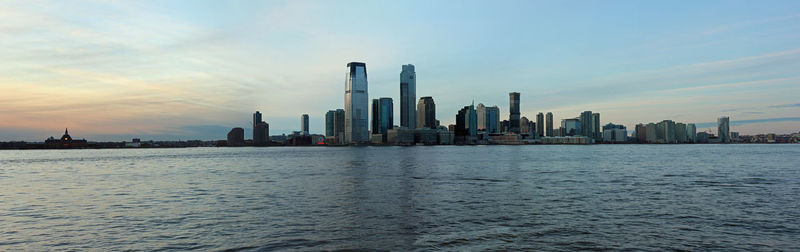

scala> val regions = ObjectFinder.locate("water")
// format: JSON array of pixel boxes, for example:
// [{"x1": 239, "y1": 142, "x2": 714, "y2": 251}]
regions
[{"x1": 1, "y1": 145, "x2": 798, "y2": 251}]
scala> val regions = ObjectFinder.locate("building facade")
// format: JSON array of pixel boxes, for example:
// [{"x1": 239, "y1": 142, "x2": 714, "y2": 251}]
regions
[
  {"x1": 417, "y1": 96, "x2": 436, "y2": 129},
  {"x1": 371, "y1": 97, "x2": 393, "y2": 140},
  {"x1": 301, "y1": 114, "x2": 309, "y2": 135},
  {"x1": 509, "y1": 92, "x2": 520, "y2": 134},
  {"x1": 718, "y1": 116, "x2": 730, "y2": 143},
  {"x1": 345, "y1": 62, "x2": 369, "y2": 144},
  {"x1": 400, "y1": 64, "x2": 416, "y2": 129},
  {"x1": 546, "y1": 112, "x2": 554, "y2": 137}
]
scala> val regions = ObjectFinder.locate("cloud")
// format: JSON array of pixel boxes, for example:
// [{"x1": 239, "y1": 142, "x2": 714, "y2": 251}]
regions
[{"x1": 768, "y1": 103, "x2": 800, "y2": 108}]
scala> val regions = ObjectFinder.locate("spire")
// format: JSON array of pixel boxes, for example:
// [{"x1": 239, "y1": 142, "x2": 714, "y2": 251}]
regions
[{"x1": 65, "y1": 128, "x2": 68, "y2": 135}]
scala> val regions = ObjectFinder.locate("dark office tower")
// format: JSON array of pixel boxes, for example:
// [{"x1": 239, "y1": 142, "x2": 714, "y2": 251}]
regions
[
  {"x1": 345, "y1": 62, "x2": 369, "y2": 144},
  {"x1": 325, "y1": 110, "x2": 336, "y2": 137},
  {"x1": 254, "y1": 122, "x2": 269, "y2": 146},
  {"x1": 253, "y1": 111, "x2": 262, "y2": 128},
  {"x1": 635, "y1": 123, "x2": 647, "y2": 143},
  {"x1": 536, "y1": 112, "x2": 544, "y2": 137},
  {"x1": 509, "y1": 92, "x2": 520, "y2": 134},
  {"x1": 334, "y1": 109, "x2": 345, "y2": 139},
  {"x1": 718, "y1": 116, "x2": 730, "y2": 143},
  {"x1": 592, "y1": 113, "x2": 601, "y2": 142},
  {"x1": 487, "y1": 106, "x2": 500, "y2": 133},
  {"x1": 253, "y1": 111, "x2": 263, "y2": 142},
  {"x1": 580, "y1": 111, "x2": 593, "y2": 138},
  {"x1": 301, "y1": 114, "x2": 309, "y2": 135},
  {"x1": 371, "y1": 98, "x2": 393, "y2": 137},
  {"x1": 455, "y1": 104, "x2": 477, "y2": 138},
  {"x1": 546, "y1": 112, "x2": 554, "y2": 137},
  {"x1": 400, "y1": 64, "x2": 416, "y2": 129},
  {"x1": 227, "y1": 127, "x2": 245, "y2": 146},
  {"x1": 416, "y1": 96, "x2": 436, "y2": 129}
]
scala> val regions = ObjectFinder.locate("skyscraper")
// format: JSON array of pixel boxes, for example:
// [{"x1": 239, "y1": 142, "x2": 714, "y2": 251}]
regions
[
  {"x1": 520, "y1": 117, "x2": 530, "y2": 134},
  {"x1": 253, "y1": 111, "x2": 262, "y2": 130},
  {"x1": 325, "y1": 110, "x2": 336, "y2": 137},
  {"x1": 371, "y1": 97, "x2": 393, "y2": 137},
  {"x1": 476, "y1": 103, "x2": 486, "y2": 131},
  {"x1": 325, "y1": 109, "x2": 346, "y2": 144},
  {"x1": 536, "y1": 112, "x2": 544, "y2": 137},
  {"x1": 509, "y1": 92, "x2": 520, "y2": 134},
  {"x1": 580, "y1": 111, "x2": 593, "y2": 138},
  {"x1": 416, "y1": 96, "x2": 436, "y2": 129},
  {"x1": 253, "y1": 111, "x2": 269, "y2": 146},
  {"x1": 718, "y1": 116, "x2": 730, "y2": 143},
  {"x1": 252, "y1": 111, "x2": 268, "y2": 145},
  {"x1": 345, "y1": 62, "x2": 369, "y2": 144},
  {"x1": 687, "y1": 123, "x2": 697, "y2": 143},
  {"x1": 486, "y1": 106, "x2": 500, "y2": 133},
  {"x1": 400, "y1": 64, "x2": 416, "y2": 129},
  {"x1": 455, "y1": 103, "x2": 477, "y2": 140},
  {"x1": 592, "y1": 113, "x2": 601, "y2": 142},
  {"x1": 301, "y1": 114, "x2": 309, "y2": 135},
  {"x1": 545, "y1": 112, "x2": 553, "y2": 137}
]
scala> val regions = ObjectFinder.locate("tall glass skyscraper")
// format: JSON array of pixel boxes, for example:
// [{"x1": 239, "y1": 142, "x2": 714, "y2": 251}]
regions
[
  {"x1": 371, "y1": 98, "x2": 393, "y2": 137},
  {"x1": 400, "y1": 64, "x2": 416, "y2": 129},
  {"x1": 509, "y1": 92, "x2": 520, "y2": 134},
  {"x1": 718, "y1": 116, "x2": 730, "y2": 143},
  {"x1": 580, "y1": 111, "x2": 593, "y2": 138},
  {"x1": 546, "y1": 112, "x2": 553, "y2": 137},
  {"x1": 345, "y1": 62, "x2": 369, "y2": 144},
  {"x1": 416, "y1": 96, "x2": 436, "y2": 129},
  {"x1": 487, "y1": 106, "x2": 500, "y2": 133},
  {"x1": 301, "y1": 114, "x2": 309, "y2": 135},
  {"x1": 536, "y1": 112, "x2": 544, "y2": 137}
]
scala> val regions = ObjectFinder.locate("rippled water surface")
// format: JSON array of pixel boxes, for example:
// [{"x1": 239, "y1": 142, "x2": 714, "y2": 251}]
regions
[{"x1": 1, "y1": 145, "x2": 799, "y2": 251}]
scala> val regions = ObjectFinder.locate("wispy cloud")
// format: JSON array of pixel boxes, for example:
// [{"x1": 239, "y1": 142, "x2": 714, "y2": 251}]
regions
[{"x1": 768, "y1": 103, "x2": 800, "y2": 108}]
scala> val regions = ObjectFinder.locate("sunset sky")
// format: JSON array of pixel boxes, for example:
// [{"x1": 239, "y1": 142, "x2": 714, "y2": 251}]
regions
[{"x1": 1, "y1": 0, "x2": 799, "y2": 141}]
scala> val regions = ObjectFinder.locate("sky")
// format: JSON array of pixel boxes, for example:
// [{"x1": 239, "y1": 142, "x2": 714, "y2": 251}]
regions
[{"x1": 1, "y1": 0, "x2": 799, "y2": 141}]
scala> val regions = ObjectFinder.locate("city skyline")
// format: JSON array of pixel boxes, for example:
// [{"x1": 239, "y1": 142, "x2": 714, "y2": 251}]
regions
[{"x1": 2, "y1": 1, "x2": 800, "y2": 141}]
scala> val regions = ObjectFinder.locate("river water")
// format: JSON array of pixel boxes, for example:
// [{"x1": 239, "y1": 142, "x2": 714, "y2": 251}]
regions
[{"x1": 1, "y1": 145, "x2": 798, "y2": 251}]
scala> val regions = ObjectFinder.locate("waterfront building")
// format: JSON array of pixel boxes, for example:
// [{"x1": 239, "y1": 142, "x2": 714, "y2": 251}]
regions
[
  {"x1": 301, "y1": 114, "x2": 309, "y2": 135},
  {"x1": 687, "y1": 123, "x2": 697, "y2": 143},
  {"x1": 546, "y1": 112, "x2": 554, "y2": 137},
  {"x1": 414, "y1": 128, "x2": 438, "y2": 145},
  {"x1": 455, "y1": 103, "x2": 478, "y2": 143},
  {"x1": 562, "y1": 118, "x2": 581, "y2": 136},
  {"x1": 602, "y1": 123, "x2": 627, "y2": 143},
  {"x1": 635, "y1": 124, "x2": 647, "y2": 143},
  {"x1": 509, "y1": 92, "x2": 520, "y2": 134},
  {"x1": 520, "y1": 117, "x2": 530, "y2": 134},
  {"x1": 676, "y1": 123, "x2": 687, "y2": 143},
  {"x1": 400, "y1": 64, "x2": 416, "y2": 129},
  {"x1": 387, "y1": 127, "x2": 414, "y2": 145},
  {"x1": 537, "y1": 112, "x2": 545, "y2": 138},
  {"x1": 580, "y1": 111, "x2": 593, "y2": 139},
  {"x1": 371, "y1": 98, "x2": 393, "y2": 141},
  {"x1": 44, "y1": 128, "x2": 88, "y2": 148},
  {"x1": 592, "y1": 113, "x2": 601, "y2": 142},
  {"x1": 345, "y1": 62, "x2": 369, "y2": 144},
  {"x1": 254, "y1": 122, "x2": 270, "y2": 146},
  {"x1": 325, "y1": 109, "x2": 346, "y2": 144},
  {"x1": 476, "y1": 103, "x2": 486, "y2": 131},
  {"x1": 227, "y1": 127, "x2": 245, "y2": 146},
  {"x1": 486, "y1": 106, "x2": 500, "y2": 133},
  {"x1": 253, "y1": 111, "x2": 270, "y2": 146},
  {"x1": 718, "y1": 116, "x2": 730, "y2": 143},
  {"x1": 645, "y1": 123, "x2": 657, "y2": 143},
  {"x1": 416, "y1": 96, "x2": 436, "y2": 129}
]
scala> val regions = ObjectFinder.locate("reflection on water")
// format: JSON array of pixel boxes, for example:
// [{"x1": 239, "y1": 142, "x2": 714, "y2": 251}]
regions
[{"x1": 1, "y1": 145, "x2": 799, "y2": 250}]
